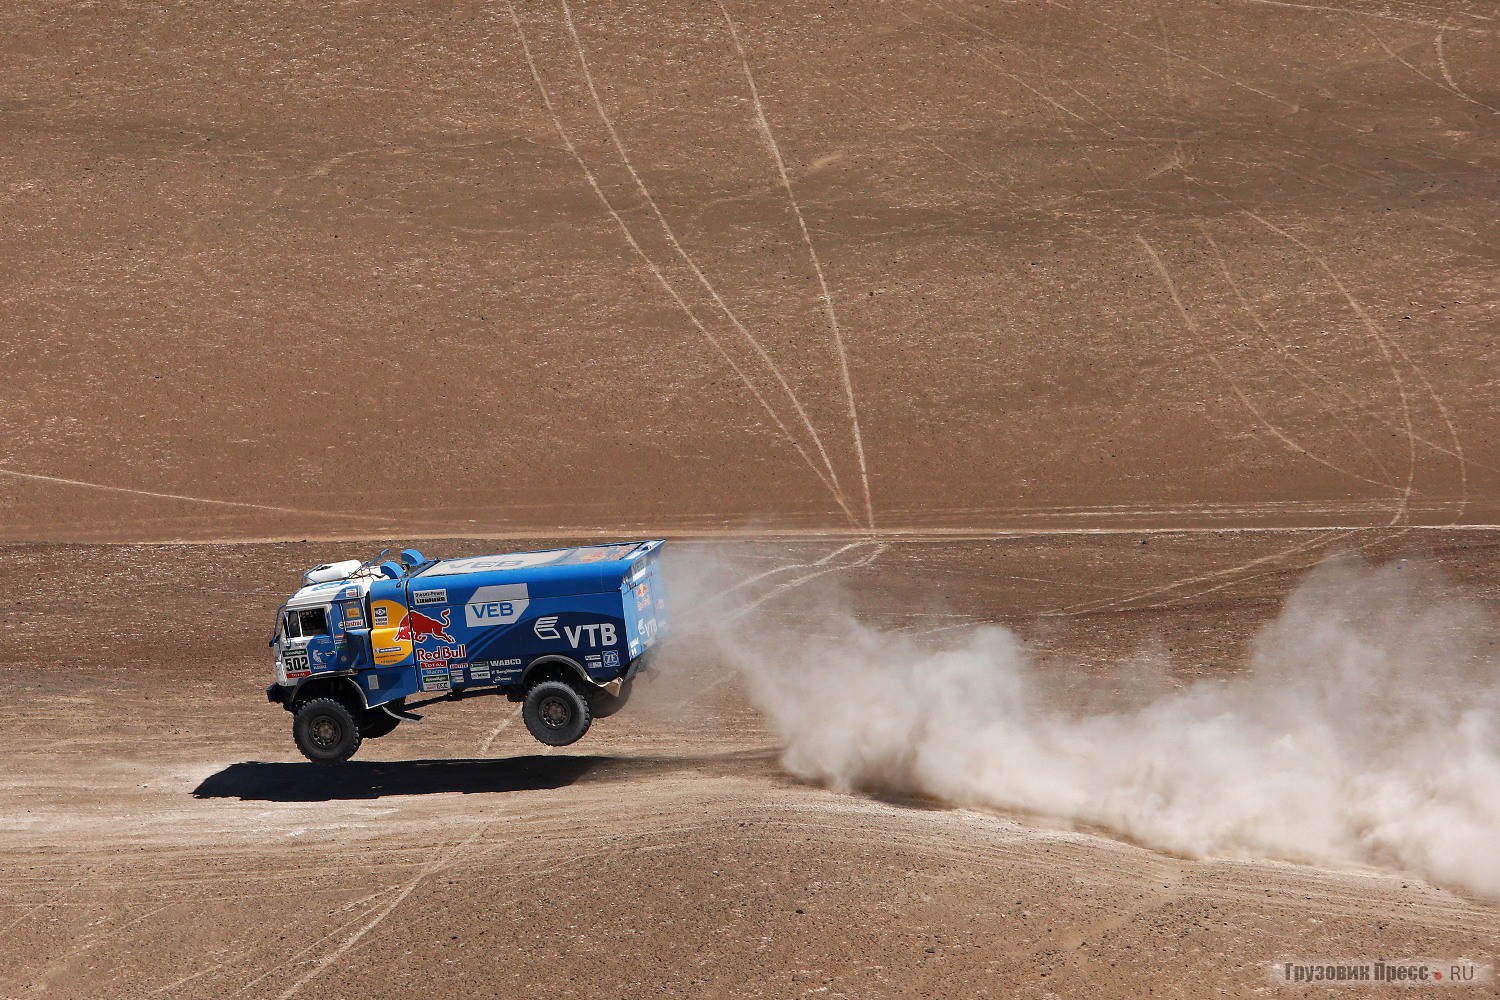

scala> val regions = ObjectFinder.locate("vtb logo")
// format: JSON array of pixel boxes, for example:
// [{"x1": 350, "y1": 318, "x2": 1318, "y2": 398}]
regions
[{"x1": 533, "y1": 616, "x2": 617, "y2": 648}]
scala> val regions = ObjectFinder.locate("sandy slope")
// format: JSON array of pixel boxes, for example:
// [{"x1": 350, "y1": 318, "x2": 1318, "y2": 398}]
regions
[
  {"x1": 3, "y1": 533, "x2": 1499, "y2": 998},
  {"x1": 1, "y1": 0, "x2": 1496, "y2": 540},
  {"x1": 4, "y1": 0, "x2": 1499, "y2": 995}
]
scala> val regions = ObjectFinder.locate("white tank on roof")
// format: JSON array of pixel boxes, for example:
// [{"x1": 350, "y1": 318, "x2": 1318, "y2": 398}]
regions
[{"x1": 303, "y1": 559, "x2": 363, "y2": 585}]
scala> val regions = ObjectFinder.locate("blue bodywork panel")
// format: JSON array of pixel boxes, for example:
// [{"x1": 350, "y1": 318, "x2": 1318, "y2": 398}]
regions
[{"x1": 297, "y1": 540, "x2": 666, "y2": 708}]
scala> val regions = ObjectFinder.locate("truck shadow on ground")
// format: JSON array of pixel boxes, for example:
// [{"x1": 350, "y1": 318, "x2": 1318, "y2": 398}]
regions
[{"x1": 193, "y1": 749, "x2": 776, "y2": 802}]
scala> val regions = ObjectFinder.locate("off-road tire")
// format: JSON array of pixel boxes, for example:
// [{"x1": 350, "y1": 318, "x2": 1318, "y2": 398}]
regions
[
  {"x1": 588, "y1": 678, "x2": 633, "y2": 719},
  {"x1": 293, "y1": 697, "x2": 363, "y2": 764},
  {"x1": 522, "y1": 680, "x2": 592, "y2": 747},
  {"x1": 359, "y1": 708, "x2": 400, "y2": 740}
]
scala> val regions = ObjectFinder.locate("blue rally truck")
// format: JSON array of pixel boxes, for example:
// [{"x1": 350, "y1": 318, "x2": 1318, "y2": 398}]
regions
[{"x1": 267, "y1": 540, "x2": 665, "y2": 763}]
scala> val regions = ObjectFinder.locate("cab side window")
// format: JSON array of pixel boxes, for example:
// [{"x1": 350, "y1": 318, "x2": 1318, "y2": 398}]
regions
[
  {"x1": 281, "y1": 612, "x2": 302, "y2": 640},
  {"x1": 297, "y1": 608, "x2": 330, "y2": 637}
]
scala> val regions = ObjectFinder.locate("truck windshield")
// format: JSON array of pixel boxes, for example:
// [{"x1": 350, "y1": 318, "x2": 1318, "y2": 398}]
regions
[{"x1": 282, "y1": 607, "x2": 330, "y2": 639}]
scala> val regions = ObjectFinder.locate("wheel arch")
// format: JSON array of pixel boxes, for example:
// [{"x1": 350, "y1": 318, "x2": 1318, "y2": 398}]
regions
[
  {"x1": 290, "y1": 674, "x2": 367, "y2": 711},
  {"x1": 521, "y1": 655, "x2": 595, "y2": 690}
]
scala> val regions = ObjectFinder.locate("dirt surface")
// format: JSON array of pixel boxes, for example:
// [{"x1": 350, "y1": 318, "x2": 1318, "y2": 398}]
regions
[
  {"x1": 2, "y1": 0, "x2": 1497, "y2": 540},
  {"x1": 3, "y1": 533, "x2": 1500, "y2": 998},
  {"x1": 3, "y1": 0, "x2": 1499, "y2": 996}
]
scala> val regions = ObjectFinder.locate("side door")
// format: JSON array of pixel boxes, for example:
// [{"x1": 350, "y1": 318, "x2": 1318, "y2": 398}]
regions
[
  {"x1": 294, "y1": 605, "x2": 338, "y2": 674},
  {"x1": 274, "y1": 608, "x2": 312, "y2": 684}
]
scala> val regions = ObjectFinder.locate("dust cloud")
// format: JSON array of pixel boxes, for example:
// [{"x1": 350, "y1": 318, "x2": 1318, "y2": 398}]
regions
[{"x1": 667, "y1": 550, "x2": 1500, "y2": 899}]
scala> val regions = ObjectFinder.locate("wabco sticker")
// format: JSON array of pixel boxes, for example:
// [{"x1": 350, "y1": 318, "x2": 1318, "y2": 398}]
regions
[
  {"x1": 420, "y1": 666, "x2": 451, "y2": 692},
  {"x1": 412, "y1": 589, "x2": 447, "y2": 606},
  {"x1": 465, "y1": 583, "x2": 530, "y2": 628}
]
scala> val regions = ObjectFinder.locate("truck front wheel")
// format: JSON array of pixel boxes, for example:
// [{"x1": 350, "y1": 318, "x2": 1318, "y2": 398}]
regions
[
  {"x1": 522, "y1": 680, "x2": 591, "y2": 747},
  {"x1": 293, "y1": 697, "x2": 363, "y2": 764}
]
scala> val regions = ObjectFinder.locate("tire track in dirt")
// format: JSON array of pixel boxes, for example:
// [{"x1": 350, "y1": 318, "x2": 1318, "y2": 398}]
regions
[
  {"x1": 503, "y1": 4, "x2": 860, "y2": 528},
  {"x1": 718, "y1": 1, "x2": 877, "y2": 531},
  {"x1": 1136, "y1": 235, "x2": 1410, "y2": 499},
  {"x1": 554, "y1": 0, "x2": 861, "y2": 525}
]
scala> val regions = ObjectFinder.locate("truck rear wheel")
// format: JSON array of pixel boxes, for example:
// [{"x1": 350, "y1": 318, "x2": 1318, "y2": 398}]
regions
[
  {"x1": 359, "y1": 708, "x2": 400, "y2": 740},
  {"x1": 522, "y1": 680, "x2": 591, "y2": 747},
  {"x1": 588, "y1": 678, "x2": 633, "y2": 719},
  {"x1": 360, "y1": 704, "x2": 402, "y2": 743},
  {"x1": 293, "y1": 697, "x2": 363, "y2": 764}
]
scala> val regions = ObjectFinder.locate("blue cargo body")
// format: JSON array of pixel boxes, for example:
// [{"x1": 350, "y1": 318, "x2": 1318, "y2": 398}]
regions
[{"x1": 267, "y1": 540, "x2": 666, "y2": 763}]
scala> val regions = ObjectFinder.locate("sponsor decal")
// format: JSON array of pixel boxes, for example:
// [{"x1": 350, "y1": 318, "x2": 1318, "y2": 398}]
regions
[
  {"x1": 436, "y1": 551, "x2": 568, "y2": 573},
  {"x1": 416, "y1": 645, "x2": 466, "y2": 664},
  {"x1": 534, "y1": 617, "x2": 621, "y2": 650},
  {"x1": 470, "y1": 666, "x2": 492, "y2": 681},
  {"x1": 464, "y1": 583, "x2": 530, "y2": 628},
  {"x1": 533, "y1": 617, "x2": 618, "y2": 648},
  {"x1": 412, "y1": 588, "x2": 447, "y2": 606},
  {"x1": 635, "y1": 583, "x2": 651, "y2": 611},
  {"x1": 286, "y1": 669, "x2": 312, "y2": 680},
  {"x1": 566, "y1": 622, "x2": 617, "y2": 648},
  {"x1": 496, "y1": 657, "x2": 522, "y2": 667},
  {"x1": 395, "y1": 609, "x2": 455, "y2": 644},
  {"x1": 630, "y1": 639, "x2": 641, "y2": 657},
  {"x1": 366, "y1": 674, "x2": 380, "y2": 690},
  {"x1": 341, "y1": 586, "x2": 359, "y2": 599},
  {"x1": 370, "y1": 598, "x2": 413, "y2": 666},
  {"x1": 585, "y1": 654, "x2": 602, "y2": 667},
  {"x1": 282, "y1": 651, "x2": 310, "y2": 673},
  {"x1": 420, "y1": 666, "x2": 451, "y2": 692},
  {"x1": 603, "y1": 650, "x2": 621, "y2": 668}
]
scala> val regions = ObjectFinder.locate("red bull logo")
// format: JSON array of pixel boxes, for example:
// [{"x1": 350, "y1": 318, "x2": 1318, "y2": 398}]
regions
[{"x1": 395, "y1": 608, "x2": 456, "y2": 644}]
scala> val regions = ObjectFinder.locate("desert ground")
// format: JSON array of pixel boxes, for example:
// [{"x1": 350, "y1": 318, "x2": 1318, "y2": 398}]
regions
[{"x1": 2, "y1": 0, "x2": 1498, "y2": 996}]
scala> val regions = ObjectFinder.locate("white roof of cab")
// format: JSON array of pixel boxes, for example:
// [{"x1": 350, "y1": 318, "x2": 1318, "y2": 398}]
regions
[{"x1": 285, "y1": 574, "x2": 375, "y2": 610}]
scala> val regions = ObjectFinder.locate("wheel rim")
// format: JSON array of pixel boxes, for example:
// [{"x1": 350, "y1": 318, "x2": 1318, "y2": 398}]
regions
[
  {"x1": 538, "y1": 695, "x2": 572, "y2": 729},
  {"x1": 310, "y1": 715, "x2": 343, "y2": 748}
]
